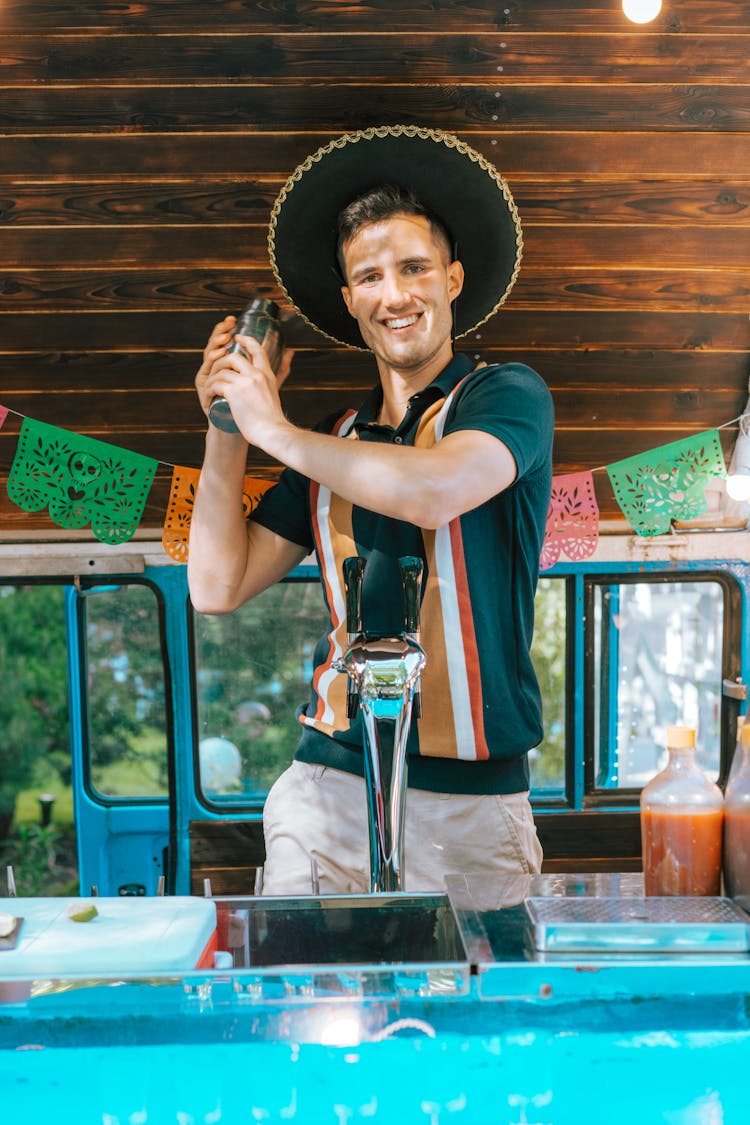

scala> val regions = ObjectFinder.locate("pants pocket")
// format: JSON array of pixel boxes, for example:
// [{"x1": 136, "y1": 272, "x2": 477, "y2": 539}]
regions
[{"x1": 494, "y1": 793, "x2": 543, "y2": 875}]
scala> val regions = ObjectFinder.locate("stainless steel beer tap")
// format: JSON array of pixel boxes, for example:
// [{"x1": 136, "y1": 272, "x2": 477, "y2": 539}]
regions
[{"x1": 334, "y1": 555, "x2": 426, "y2": 893}]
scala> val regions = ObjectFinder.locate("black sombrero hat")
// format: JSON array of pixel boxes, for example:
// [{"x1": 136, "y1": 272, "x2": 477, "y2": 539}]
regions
[{"x1": 268, "y1": 125, "x2": 523, "y2": 350}]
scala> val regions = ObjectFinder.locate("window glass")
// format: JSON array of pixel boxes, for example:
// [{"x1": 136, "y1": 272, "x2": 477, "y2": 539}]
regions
[
  {"x1": 529, "y1": 577, "x2": 567, "y2": 792},
  {"x1": 593, "y1": 579, "x2": 724, "y2": 789},
  {"x1": 193, "y1": 579, "x2": 329, "y2": 804},
  {"x1": 0, "y1": 583, "x2": 70, "y2": 824},
  {"x1": 85, "y1": 583, "x2": 169, "y2": 799},
  {"x1": 195, "y1": 575, "x2": 569, "y2": 804}
]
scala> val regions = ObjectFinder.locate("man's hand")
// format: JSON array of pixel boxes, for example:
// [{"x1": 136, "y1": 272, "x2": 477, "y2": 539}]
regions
[
  {"x1": 195, "y1": 315, "x2": 236, "y2": 418},
  {"x1": 196, "y1": 318, "x2": 295, "y2": 448}
]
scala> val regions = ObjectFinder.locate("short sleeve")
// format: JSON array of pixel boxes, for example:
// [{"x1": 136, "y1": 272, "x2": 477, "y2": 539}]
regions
[
  {"x1": 442, "y1": 362, "x2": 554, "y2": 478},
  {"x1": 249, "y1": 465, "x2": 313, "y2": 551}
]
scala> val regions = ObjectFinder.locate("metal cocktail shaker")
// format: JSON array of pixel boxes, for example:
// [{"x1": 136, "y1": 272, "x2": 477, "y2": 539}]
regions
[{"x1": 208, "y1": 298, "x2": 285, "y2": 434}]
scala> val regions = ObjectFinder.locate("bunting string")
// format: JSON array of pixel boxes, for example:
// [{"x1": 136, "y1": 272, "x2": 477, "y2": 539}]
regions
[{"x1": 0, "y1": 402, "x2": 745, "y2": 556}]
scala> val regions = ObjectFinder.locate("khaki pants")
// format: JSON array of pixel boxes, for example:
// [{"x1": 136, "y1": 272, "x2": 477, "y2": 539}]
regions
[{"x1": 262, "y1": 760, "x2": 542, "y2": 898}]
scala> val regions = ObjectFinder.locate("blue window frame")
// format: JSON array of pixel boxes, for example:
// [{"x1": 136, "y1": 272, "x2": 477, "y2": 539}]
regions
[
  {"x1": 186, "y1": 560, "x2": 747, "y2": 815},
  {"x1": 51, "y1": 550, "x2": 747, "y2": 889},
  {"x1": 583, "y1": 567, "x2": 744, "y2": 809}
]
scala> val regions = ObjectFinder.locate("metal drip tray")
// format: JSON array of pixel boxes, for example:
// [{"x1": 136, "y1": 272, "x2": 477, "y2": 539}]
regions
[{"x1": 526, "y1": 896, "x2": 750, "y2": 953}]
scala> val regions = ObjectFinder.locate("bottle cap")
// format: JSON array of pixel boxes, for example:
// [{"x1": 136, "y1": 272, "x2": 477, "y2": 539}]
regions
[{"x1": 666, "y1": 725, "x2": 696, "y2": 749}]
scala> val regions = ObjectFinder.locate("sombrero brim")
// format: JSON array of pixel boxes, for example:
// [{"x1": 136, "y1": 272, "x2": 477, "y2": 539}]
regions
[{"x1": 268, "y1": 125, "x2": 523, "y2": 350}]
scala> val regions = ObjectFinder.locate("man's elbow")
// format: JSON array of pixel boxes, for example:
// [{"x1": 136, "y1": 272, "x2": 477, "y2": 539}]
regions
[
  {"x1": 407, "y1": 481, "x2": 507, "y2": 529},
  {"x1": 187, "y1": 576, "x2": 241, "y2": 616},
  {"x1": 408, "y1": 457, "x2": 516, "y2": 529},
  {"x1": 189, "y1": 592, "x2": 233, "y2": 616},
  {"x1": 413, "y1": 507, "x2": 451, "y2": 530},
  {"x1": 191, "y1": 602, "x2": 228, "y2": 618},
  {"x1": 404, "y1": 492, "x2": 462, "y2": 530}
]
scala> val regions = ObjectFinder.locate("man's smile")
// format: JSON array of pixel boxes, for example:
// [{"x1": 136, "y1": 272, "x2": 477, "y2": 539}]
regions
[
  {"x1": 383, "y1": 313, "x2": 422, "y2": 330},
  {"x1": 340, "y1": 213, "x2": 464, "y2": 378}
]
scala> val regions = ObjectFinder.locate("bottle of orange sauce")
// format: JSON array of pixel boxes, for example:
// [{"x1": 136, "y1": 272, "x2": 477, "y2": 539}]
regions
[{"x1": 640, "y1": 725, "x2": 724, "y2": 896}]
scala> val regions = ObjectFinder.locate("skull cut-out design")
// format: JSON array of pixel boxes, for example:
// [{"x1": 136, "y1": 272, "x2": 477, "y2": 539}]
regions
[{"x1": 8, "y1": 418, "x2": 157, "y2": 544}]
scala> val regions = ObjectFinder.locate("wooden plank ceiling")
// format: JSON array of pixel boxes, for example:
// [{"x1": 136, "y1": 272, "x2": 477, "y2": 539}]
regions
[{"x1": 1, "y1": 0, "x2": 749, "y2": 536}]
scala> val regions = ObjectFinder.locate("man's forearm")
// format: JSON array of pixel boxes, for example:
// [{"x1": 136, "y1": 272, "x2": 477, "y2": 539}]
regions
[
  {"x1": 265, "y1": 422, "x2": 464, "y2": 529},
  {"x1": 187, "y1": 430, "x2": 251, "y2": 609}
]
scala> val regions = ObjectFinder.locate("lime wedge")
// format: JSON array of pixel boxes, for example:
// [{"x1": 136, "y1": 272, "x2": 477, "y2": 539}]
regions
[
  {"x1": 66, "y1": 903, "x2": 99, "y2": 923},
  {"x1": 0, "y1": 912, "x2": 16, "y2": 938}
]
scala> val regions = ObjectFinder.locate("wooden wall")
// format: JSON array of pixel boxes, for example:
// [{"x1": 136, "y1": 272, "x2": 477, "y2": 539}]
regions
[{"x1": 1, "y1": 0, "x2": 749, "y2": 536}]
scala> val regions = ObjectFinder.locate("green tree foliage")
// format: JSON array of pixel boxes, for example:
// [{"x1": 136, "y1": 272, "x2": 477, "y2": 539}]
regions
[
  {"x1": 529, "y1": 578, "x2": 567, "y2": 789},
  {"x1": 194, "y1": 579, "x2": 329, "y2": 797},
  {"x1": 1, "y1": 823, "x2": 62, "y2": 895},
  {"x1": 84, "y1": 582, "x2": 169, "y2": 795},
  {"x1": 0, "y1": 585, "x2": 69, "y2": 835}
]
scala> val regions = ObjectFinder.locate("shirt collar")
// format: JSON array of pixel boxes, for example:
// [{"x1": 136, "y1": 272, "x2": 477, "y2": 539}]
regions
[{"x1": 353, "y1": 352, "x2": 478, "y2": 431}]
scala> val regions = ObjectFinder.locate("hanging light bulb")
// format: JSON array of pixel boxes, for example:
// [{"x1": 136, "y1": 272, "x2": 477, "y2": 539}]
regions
[
  {"x1": 726, "y1": 413, "x2": 750, "y2": 501},
  {"x1": 622, "y1": 0, "x2": 662, "y2": 23}
]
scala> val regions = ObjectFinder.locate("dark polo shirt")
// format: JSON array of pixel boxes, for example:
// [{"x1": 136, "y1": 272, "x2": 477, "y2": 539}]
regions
[{"x1": 251, "y1": 352, "x2": 554, "y2": 793}]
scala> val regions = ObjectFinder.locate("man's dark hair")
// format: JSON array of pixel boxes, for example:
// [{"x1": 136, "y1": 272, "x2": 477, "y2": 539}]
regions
[{"x1": 336, "y1": 184, "x2": 454, "y2": 278}]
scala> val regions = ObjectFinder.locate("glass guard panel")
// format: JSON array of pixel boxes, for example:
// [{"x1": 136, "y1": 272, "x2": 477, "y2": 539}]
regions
[
  {"x1": 193, "y1": 579, "x2": 330, "y2": 804},
  {"x1": 244, "y1": 895, "x2": 467, "y2": 967},
  {"x1": 593, "y1": 580, "x2": 724, "y2": 789},
  {"x1": 529, "y1": 577, "x2": 567, "y2": 792},
  {"x1": 85, "y1": 583, "x2": 168, "y2": 799}
]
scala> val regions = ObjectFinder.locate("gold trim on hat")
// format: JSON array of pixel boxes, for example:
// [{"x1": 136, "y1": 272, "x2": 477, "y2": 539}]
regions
[{"x1": 267, "y1": 124, "x2": 523, "y2": 351}]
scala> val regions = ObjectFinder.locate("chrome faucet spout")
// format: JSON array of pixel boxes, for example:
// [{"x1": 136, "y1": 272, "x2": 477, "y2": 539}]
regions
[
  {"x1": 335, "y1": 632, "x2": 426, "y2": 893},
  {"x1": 334, "y1": 555, "x2": 427, "y2": 893}
]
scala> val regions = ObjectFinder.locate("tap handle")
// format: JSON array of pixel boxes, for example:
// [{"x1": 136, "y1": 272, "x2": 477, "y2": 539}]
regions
[
  {"x1": 343, "y1": 556, "x2": 366, "y2": 638},
  {"x1": 342, "y1": 556, "x2": 365, "y2": 720},
  {"x1": 398, "y1": 555, "x2": 423, "y2": 636},
  {"x1": 399, "y1": 556, "x2": 424, "y2": 718}
]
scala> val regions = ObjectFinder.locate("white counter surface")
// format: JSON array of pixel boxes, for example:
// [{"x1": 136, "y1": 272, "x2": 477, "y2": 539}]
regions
[{"x1": 0, "y1": 896, "x2": 216, "y2": 976}]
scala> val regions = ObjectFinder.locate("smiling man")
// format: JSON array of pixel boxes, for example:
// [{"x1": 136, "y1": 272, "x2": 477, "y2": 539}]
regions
[
  {"x1": 187, "y1": 127, "x2": 554, "y2": 899},
  {"x1": 340, "y1": 206, "x2": 461, "y2": 380}
]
